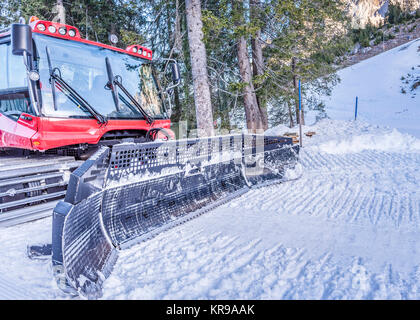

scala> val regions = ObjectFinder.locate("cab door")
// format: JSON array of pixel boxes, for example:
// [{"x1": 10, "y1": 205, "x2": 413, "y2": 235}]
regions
[
  {"x1": 0, "y1": 89, "x2": 37, "y2": 149},
  {"x1": 0, "y1": 110, "x2": 16, "y2": 148},
  {"x1": 0, "y1": 40, "x2": 38, "y2": 149}
]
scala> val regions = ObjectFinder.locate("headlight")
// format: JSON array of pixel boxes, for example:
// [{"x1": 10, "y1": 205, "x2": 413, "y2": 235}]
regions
[
  {"x1": 58, "y1": 27, "x2": 67, "y2": 35},
  {"x1": 37, "y1": 24, "x2": 46, "y2": 31},
  {"x1": 68, "y1": 29, "x2": 76, "y2": 37},
  {"x1": 48, "y1": 25, "x2": 56, "y2": 33},
  {"x1": 28, "y1": 70, "x2": 40, "y2": 81}
]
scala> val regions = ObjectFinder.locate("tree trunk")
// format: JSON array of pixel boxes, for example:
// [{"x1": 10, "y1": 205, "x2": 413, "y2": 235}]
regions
[
  {"x1": 173, "y1": 1, "x2": 182, "y2": 124},
  {"x1": 167, "y1": 2, "x2": 182, "y2": 124},
  {"x1": 54, "y1": 0, "x2": 66, "y2": 24},
  {"x1": 237, "y1": 35, "x2": 263, "y2": 133},
  {"x1": 171, "y1": 84, "x2": 182, "y2": 123},
  {"x1": 219, "y1": 74, "x2": 231, "y2": 131},
  {"x1": 288, "y1": 100, "x2": 294, "y2": 128},
  {"x1": 292, "y1": 57, "x2": 299, "y2": 124},
  {"x1": 234, "y1": 0, "x2": 263, "y2": 133},
  {"x1": 250, "y1": 0, "x2": 268, "y2": 130},
  {"x1": 173, "y1": 0, "x2": 182, "y2": 54},
  {"x1": 185, "y1": 0, "x2": 214, "y2": 137}
]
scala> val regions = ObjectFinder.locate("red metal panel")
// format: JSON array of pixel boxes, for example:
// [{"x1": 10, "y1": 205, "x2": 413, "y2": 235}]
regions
[
  {"x1": 32, "y1": 117, "x2": 104, "y2": 150},
  {"x1": 15, "y1": 113, "x2": 38, "y2": 149},
  {"x1": 29, "y1": 117, "x2": 172, "y2": 150},
  {"x1": 0, "y1": 113, "x2": 38, "y2": 149},
  {"x1": 0, "y1": 113, "x2": 16, "y2": 148},
  {"x1": 31, "y1": 20, "x2": 152, "y2": 61},
  {"x1": 2, "y1": 111, "x2": 172, "y2": 151}
]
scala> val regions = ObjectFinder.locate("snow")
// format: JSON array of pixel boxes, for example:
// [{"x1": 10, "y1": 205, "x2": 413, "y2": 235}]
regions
[
  {"x1": 1, "y1": 118, "x2": 418, "y2": 299},
  {"x1": 106, "y1": 149, "x2": 243, "y2": 189},
  {"x1": 309, "y1": 38, "x2": 420, "y2": 138},
  {"x1": 267, "y1": 119, "x2": 420, "y2": 154},
  {"x1": 0, "y1": 218, "x2": 70, "y2": 299},
  {"x1": 0, "y1": 41, "x2": 419, "y2": 300},
  {"x1": 98, "y1": 119, "x2": 420, "y2": 299}
]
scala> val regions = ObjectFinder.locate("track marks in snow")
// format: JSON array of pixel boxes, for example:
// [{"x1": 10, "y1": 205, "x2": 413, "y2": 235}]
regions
[
  {"x1": 102, "y1": 141, "x2": 420, "y2": 299},
  {"x1": 103, "y1": 230, "x2": 420, "y2": 299},
  {"x1": 233, "y1": 149, "x2": 420, "y2": 229},
  {"x1": 103, "y1": 232, "x2": 264, "y2": 299},
  {"x1": 101, "y1": 146, "x2": 420, "y2": 299}
]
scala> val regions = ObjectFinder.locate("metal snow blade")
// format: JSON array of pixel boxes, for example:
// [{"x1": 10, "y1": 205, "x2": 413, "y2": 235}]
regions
[
  {"x1": 51, "y1": 134, "x2": 299, "y2": 299},
  {"x1": 241, "y1": 135, "x2": 300, "y2": 186}
]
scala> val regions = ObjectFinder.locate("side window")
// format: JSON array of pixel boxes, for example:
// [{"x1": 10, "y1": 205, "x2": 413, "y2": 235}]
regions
[
  {"x1": 0, "y1": 92, "x2": 32, "y2": 120},
  {"x1": 0, "y1": 41, "x2": 33, "y2": 120},
  {"x1": 0, "y1": 43, "x2": 7, "y2": 89},
  {"x1": 8, "y1": 43, "x2": 28, "y2": 88}
]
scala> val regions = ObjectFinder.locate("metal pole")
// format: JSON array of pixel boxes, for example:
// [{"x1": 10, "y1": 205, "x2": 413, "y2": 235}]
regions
[
  {"x1": 298, "y1": 79, "x2": 303, "y2": 148},
  {"x1": 23, "y1": 52, "x2": 40, "y2": 116},
  {"x1": 354, "y1": 96, "x2": 358, "y2": 121}
]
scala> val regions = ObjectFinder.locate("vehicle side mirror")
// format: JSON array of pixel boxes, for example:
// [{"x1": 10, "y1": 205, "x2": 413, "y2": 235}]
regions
[
  {"x1": 11, "y1": 24, "x2": 33, "y2": 56},
  {"x1": 171, "y1": 62, "x2": 180, "y2": 84}
]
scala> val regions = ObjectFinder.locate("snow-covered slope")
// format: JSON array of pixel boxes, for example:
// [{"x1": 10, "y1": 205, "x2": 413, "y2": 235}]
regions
[
  {"x1": 0, "y1": 119, "x2": 419, "y2": 299},
  {"x1": 311, "y1": 39, "x2": 420, "y2": 138}
]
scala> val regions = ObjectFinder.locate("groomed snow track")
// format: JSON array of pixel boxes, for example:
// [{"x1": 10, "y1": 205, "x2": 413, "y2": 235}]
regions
[
  {"x1": 0, "y1": 121, "x2": 419, "y2": 299},
  {"x1": 0, "y1": 274, "x2": 32, "y2": 300},
  {"x1": 100, "y1": 144, "x2": 420, "y2": 300},
  {"x1": 258, "y1": 149, "x2": 420, "y2": 228}
]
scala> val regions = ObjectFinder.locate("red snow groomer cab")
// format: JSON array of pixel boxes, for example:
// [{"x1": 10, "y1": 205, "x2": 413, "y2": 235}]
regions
[{"x1": 0, "y1": 17, "x2": 177, "y2": 157}]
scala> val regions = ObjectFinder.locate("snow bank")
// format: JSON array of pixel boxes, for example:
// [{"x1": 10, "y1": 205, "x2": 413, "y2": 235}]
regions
[
  {"x1": 315, "y1": 129, "x2": 420, "y2": 154},
  {"x1": 267, "y1": 118, "x2": 420, "y2": 154},
  {"x1": 265, "y1": 124, "x2": 292, "y2": 136}
]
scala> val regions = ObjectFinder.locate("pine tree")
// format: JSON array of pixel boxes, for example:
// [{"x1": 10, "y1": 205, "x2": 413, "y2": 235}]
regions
[{"x1": 261, "y1": 0, "x2": 351, "y2": 126}]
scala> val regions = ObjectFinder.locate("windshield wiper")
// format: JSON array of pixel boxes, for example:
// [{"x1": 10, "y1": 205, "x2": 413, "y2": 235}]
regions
[
  {"x1": 105, "y1": 57, "x2": 154, "y2": 124},
  {"x1": 46, "y1": 47, "x2": 107, "y2": 125}
]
